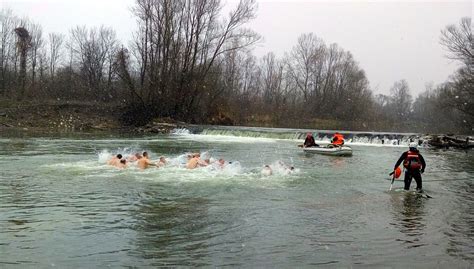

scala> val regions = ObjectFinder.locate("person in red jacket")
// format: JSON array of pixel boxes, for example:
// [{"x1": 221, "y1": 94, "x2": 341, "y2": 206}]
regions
[
  {"x1": 393, "y1": 142, "x2": 426, "y2": 192},
  {"x1": 331, "y1": 132, "x2": 345, "y2": 146}
]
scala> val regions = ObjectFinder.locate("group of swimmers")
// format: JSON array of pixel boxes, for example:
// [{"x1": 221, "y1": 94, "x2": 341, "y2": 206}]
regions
[
  {"x1": 106, "y1": 151, "x2": 227, "y2": 170},
  {"x1": 184, "y1": 153, "x2": 227, "y2": 169},
  {"x1": 107, "y1": 151, "x2": 167, "y2": 169},
  {"x1": 106, "y1": 151, "x2": 295, "y2": 176},
  {"x1": 261, "y1": 161, "x2": 295, "y2": 176}
]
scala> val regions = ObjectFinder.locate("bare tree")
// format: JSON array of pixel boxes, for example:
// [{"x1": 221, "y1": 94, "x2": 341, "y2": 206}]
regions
[
  {"x1": 439, "y1": 17, "x2": 474, "y2": 123},
  {"x1": 286, "y1": 33, "x2": 326, "y2": 103},
  {"x1": 29, "y1": 22, "x2": 43, "y2": 93},
  {"x1": 440, "y1": 17, "x2": 473, "y2": 67},
  {"x1": 0, "y1": 9, "x2": 18, "y2": 96},
  {"x1": 114, "y1": 47, "x2": 142, "y2": 105},
  {"x1": 389, "y1": 79, "x2": 413, "y2": 121},
  {"x1": 14, "y1": 26, "x2": 31, "y2": 100},
  {"x1": 130, "y1": 0, "x2": 260, "y2": 119},
  {"x1": 69, "y1": 25, "x2": 119, "y2": 100},
  {"x1": 48, "y1": 32, "x2": 64, "y2": 79}
]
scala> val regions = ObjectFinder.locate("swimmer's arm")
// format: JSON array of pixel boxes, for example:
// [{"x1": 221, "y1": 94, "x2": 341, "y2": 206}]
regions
[{"x1": 146, "y1": 159, "x2": 160, "y2": 166}]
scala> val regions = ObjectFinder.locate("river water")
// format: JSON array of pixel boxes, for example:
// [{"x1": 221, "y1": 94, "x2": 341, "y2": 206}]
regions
[{"x1": 0, "y1": 128, "x2": 472, "y2": 268}]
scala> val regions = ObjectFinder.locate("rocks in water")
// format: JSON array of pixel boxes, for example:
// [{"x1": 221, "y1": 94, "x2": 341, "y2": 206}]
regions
[
  {"x1": 425, "y1": 135, "x2": 473, "y2": 149},
  {"x1": 0, "y1": 122, "x2": 13, "y2": 128},
  {"x1": 134, "y1": 122, "x2": 184, "y2": 134}
]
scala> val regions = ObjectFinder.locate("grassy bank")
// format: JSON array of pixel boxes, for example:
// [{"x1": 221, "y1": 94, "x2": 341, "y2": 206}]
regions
[{"x1": 0, "y1": 99, "x2": 467, "y2": 135}]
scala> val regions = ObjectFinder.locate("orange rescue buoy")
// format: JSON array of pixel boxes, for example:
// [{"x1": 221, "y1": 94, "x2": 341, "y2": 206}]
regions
[{"x1": 394, "y1": 167, "x2": 402, "y2": 178}]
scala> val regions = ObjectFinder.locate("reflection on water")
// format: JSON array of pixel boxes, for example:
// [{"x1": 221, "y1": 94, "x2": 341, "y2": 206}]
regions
[
  {"x1": 445, "y1": 180, "x2": 474, "y2": 261},
  {"x1": 390, "y1": 192, "x2": 427, "y2": 249},
  {"x1": 132, "y1": 193, "x2": 212, "y2": 267}
]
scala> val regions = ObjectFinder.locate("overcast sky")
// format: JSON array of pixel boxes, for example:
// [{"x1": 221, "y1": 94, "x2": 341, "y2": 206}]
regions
[{"x1": 2, "y1": 0, "x2": 472, "y2": 95}]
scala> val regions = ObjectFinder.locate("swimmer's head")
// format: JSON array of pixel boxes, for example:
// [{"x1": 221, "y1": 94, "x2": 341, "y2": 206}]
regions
[
  {"x1": 261, "y1": 165, "x2": 272, "y2": 176},
  {"x1": 120, "y1": 159, "x2": 126, "y2": 164},
  {"x1": 142, "y1": 151, "x2": 148, "y2": 157},
  {"x1": 116, "y1": 154, "x2": 122, "y2": 159}
]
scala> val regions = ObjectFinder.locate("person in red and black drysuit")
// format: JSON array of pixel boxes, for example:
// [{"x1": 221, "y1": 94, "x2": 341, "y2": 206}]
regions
[{"x1": 393, "y1": 142, "x2": 426, "y2": 192}]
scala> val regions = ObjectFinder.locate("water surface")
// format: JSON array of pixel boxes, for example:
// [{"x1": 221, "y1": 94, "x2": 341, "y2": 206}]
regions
[{"x1": 0, "y1": 130, "x2": 472, "y2": 267}]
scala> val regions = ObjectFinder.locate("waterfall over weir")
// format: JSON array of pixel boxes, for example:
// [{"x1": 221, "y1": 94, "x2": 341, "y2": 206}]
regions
[{"x1": 172, "y1": 125, "x2": 424, "y2": 146}]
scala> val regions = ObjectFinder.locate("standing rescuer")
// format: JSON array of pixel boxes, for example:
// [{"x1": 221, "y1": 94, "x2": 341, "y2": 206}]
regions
[{"x1": 393, "y1": 142, "x2": 426, "y2": 192}]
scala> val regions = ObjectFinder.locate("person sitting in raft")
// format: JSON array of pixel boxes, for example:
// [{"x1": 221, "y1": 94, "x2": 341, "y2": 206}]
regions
[
  {"x1": 303, "y1": 132, "x2": 319, "y2": 147},
  {"x1": 107, "y1": 154, "x2": 122, "y2": 166},
  {"x1": 186, "y1": 153, "x2": 208, "y2": 169},
  {"x1": 329, "y1": 132, "x2": 345, "y2": 147},
  {"x1": 137, "y1": 151, "x2": 157, "y2": 169}
]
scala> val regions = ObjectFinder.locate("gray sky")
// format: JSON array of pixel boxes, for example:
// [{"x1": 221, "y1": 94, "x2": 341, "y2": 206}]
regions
[{"x1": 3, "y1": 0, "x2": 472, "y2": 95}]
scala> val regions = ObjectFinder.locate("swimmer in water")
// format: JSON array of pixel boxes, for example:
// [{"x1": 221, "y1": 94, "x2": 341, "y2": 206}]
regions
[
  {"x1": 278, "y1": 160, "x2": 295, "y2": 174},
  {"x1": 156, "y1": 156, "x2": 167, "y2": 167},
  {"x1": 137, "y1": 151, "x2": 157, "y2": 169},
  {"x1": 261, "y1": 165, "x2": 273, "y2": 176},
  {"x1": 127, "y1": 153, "x2": 142, "y2": 162},
  {"x1": 115, "y1": 159, "x2": 127, "y2": 169},
  {"x1": 186, "y1": 153, "x2": 208, "y2": 169},
  {"x1": 107, "y1": 154, "x2": 122, "y2": 166},
  {"x1": 218, "y1": 158, "x2": 226, "y2": 168}
]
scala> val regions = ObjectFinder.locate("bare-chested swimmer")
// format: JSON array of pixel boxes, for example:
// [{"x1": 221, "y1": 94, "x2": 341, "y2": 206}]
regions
[
  {"x1": 137, "y1": 152, "x2": 157, "y2": 169},
  {"x1": 107, "y1": 154, "x2": 122, "y2": 166},
  {"x1": 156, "y1": 156, "x2": 167, "y2": 167},
  {"x1": 127, "y1": 153, "x2": 142, "y2": 162},
  {"x1": 186, "y1": 153, "x2": 208, "y2": 169},
  {"x1": 114, "y1": 159, "x2": 128, "y2": 169}
]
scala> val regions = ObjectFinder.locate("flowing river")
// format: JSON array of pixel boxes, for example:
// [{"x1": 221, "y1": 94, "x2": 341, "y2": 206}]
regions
[{"x1": 0, "y1": 127, "x2": 472, "y2": 267}]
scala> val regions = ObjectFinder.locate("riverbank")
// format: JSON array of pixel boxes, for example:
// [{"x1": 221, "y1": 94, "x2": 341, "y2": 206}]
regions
[
  {"x1": 0, "y1": 100, "x2": 120, "y2": 132},
  {"x1": 0, "y1": 100, "x2": 472, "y2": 143},
  {"x1": 0, "y1": 100, "x2": 187, "y2": 134}
]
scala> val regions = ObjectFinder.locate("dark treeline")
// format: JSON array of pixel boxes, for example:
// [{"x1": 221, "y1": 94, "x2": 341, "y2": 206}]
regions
[{"x1": 0, "y1": 2, "x2": 472, "y2": 133}]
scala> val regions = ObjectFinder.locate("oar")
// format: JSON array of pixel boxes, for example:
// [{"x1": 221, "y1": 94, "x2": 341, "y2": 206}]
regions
[
  {"x1": 388, "y1": 169, "x2": 397, "y2": 191},
  {"x1": 424, "y1": 192, "x2": 433, "y2": 199},
  {"x1": 389, "y1": 174, "x2": 395, "y2": 191},
  {"x1": 386, "y1": 173, "x2": 433, "y2": 198}
]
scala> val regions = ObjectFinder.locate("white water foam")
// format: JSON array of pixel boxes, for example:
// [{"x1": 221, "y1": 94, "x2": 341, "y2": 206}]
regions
[
  {"x1": 170, "y1": 128, "x2": 191, "y2": 135},
  {"x1": 61, "y1": 148, "x2": 300, "y2": 183},
  {"x1": 170, "y1": 128, "x2": 425, "y2": 148},
  {"x1": 258, "y1": 160, "x2": 300, "y2": 178},
  {"x1": 171, "y1": 129, "x2": 280, "y2": 143}
]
